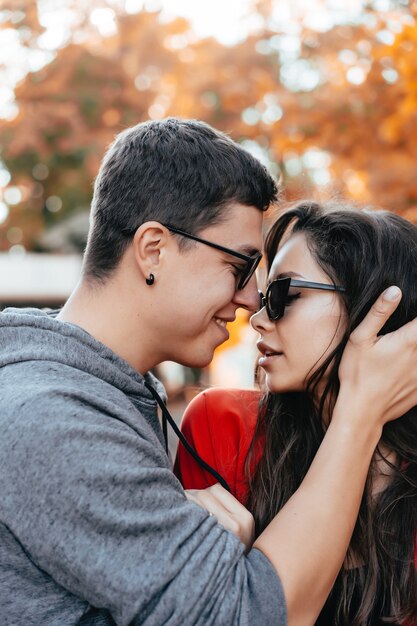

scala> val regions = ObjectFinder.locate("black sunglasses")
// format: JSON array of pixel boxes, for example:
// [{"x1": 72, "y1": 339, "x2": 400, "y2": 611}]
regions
[
  {"x1": 122, "y1": 223, "x2": 262, "y2": 290},
  {"x1": 259, "y1": 277, "x2": 346, "y2": 321}
]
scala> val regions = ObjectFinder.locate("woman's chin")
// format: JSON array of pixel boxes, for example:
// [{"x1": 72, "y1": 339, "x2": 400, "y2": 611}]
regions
[
  {"x1": 265, "y1": 378, "x2": 301, "y2": 394},
  {"x1": 265, "y1": 376, "x2": 291, "y2": 393}
]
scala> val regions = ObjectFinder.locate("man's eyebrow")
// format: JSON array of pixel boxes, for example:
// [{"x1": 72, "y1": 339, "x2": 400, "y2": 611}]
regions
[{"x1": 235, "y1": 246, "x2": 261, "y2": 257}]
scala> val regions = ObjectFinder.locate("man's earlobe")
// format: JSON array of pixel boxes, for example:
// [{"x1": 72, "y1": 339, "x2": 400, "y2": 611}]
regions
[{"x1": 131, "y1": 222, "x2": 167, "y2": 280}]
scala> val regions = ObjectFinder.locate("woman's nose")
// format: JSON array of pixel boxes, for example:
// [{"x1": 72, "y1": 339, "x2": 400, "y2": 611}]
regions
[{"x1": 250, "y1": 305, "x2": 274, "y2": 333}]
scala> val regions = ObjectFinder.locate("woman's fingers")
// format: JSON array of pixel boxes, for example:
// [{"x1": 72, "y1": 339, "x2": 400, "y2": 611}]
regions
[
  {"x1": 339, "y1": 285, "x2": 417, "y2": 424},
  {"x1": 185, "y1": 484, "x2": 255, "y2": 550},
  {"x1": 349, "y1": 286, "x2": 402, "y2": 345}
]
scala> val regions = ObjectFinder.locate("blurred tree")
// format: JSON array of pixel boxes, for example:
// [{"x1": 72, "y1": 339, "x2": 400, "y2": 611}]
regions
[{"x1": 0, "y1": 0, "x2": 416, "y2": 253}]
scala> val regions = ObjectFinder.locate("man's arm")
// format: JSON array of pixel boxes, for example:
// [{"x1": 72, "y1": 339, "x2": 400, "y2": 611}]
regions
[
  {"x1": 254, "y1": 286, "x2": 417, "y2": 625},
  {"x1": 1, "y1": 378, "x2": 285, "y2": 626}
]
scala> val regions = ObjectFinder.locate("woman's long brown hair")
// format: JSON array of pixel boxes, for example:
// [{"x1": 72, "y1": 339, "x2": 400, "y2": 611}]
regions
[{"x1": 246, "y1": 201, "x2": 417, "y2": 625}]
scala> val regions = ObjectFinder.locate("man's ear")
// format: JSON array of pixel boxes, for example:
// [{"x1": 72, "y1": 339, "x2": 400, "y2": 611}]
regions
[{"x1": 131, "y1": 221, "x2": 169, "y2": 279}]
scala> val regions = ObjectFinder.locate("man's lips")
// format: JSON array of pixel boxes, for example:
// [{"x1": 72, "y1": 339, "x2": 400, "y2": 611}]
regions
[
  {"x1": 213, "y1": 316, "x2": 235, "y2": 328},
  {"x1": 213, "y1": 317, "x2": 235, "y2": 340}
]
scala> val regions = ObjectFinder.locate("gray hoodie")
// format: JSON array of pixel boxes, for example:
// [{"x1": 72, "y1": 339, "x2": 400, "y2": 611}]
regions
[{"x1": 0, "y1": 308, "x2": 286, "y2": 626}]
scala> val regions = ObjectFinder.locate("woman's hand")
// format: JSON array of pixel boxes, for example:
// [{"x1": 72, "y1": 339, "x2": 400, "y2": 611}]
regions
[
  {"x1": 338, "y1": 286, "x2": 417, "y2": 426},
  {"x1": 185, "y1": 483, "x2": 255, "y2": 551}
]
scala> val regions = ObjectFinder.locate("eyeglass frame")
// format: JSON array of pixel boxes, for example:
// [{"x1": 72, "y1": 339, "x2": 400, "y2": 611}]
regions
[
  {"x1": 259, "y1": 277, "x2": 346, "y2": 321},
  {"x1": 121, "y1": 223, "x2": 263, "y2": 290}
]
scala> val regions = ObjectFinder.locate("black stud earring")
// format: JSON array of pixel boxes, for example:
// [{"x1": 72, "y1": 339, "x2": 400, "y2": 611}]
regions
[{"x1": 146, "y1": 273, "x2": 155, "y2": 286}]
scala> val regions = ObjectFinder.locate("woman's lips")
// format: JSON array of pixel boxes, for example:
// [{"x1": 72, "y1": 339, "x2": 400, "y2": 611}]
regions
[
  {"x1": 258, "y1": 353, "x2": 283, "y2": 367},
  {"x1": 257, "y1": 342, "x2": 283, "y2": 367},
  {"x1": 257, "y1": 341, "x2": 282, "y2": 356}
]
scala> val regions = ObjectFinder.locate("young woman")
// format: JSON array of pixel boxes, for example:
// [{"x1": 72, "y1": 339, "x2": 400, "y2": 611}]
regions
[{"x1": 176, "y1": 201, "x2": 417, "y2": 625}]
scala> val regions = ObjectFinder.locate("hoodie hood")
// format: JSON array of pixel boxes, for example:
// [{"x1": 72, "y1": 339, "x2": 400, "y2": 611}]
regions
[
  {"x1": 0, "y1": 307, "x2": 167, "y2": 441},
  {"x1": 0, "y1": 307, "x2": 165, "y2": 397}
]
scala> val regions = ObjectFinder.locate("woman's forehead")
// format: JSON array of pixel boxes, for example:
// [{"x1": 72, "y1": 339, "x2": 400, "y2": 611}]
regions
[{"x1": 269, "y1": 233, "x2": 313, "y2": 277}]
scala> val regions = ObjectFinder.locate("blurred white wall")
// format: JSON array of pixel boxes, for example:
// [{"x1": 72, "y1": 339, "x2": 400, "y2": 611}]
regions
[{"x1": 0, "y1": 253, "x2": 82, "y2": 305}]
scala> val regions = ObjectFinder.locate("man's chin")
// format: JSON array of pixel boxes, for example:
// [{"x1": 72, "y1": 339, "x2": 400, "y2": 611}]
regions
[
  {"x1": 171, "y1": 336, "x2": 227, "y2": 370},
  {"x1": 182, "y1": 355, "x2": 213, "y2": 370},
  {"x1": 179, "y1": 348, "x2": 216, "y2": 371}
]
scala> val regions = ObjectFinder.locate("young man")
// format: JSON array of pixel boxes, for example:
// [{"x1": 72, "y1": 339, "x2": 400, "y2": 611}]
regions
[{"x1": 1, "y1": 118, "x2": 417, "y2": 626}]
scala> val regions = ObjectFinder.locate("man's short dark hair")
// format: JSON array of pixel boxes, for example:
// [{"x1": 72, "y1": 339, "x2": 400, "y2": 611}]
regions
[{"x1": 83, "y1": 118, "x2": 278, "y2": 282}]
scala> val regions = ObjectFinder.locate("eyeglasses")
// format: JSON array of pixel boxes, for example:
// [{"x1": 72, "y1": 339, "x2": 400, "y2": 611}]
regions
[
  {"x1": 122, "y1": 223, "x2": 262, "y2": 290},
  {"x1": 259, "y1": 277, "x2": 346, "y2": 321},
  {"x1": 164, "y1": 225, "x2": 262, "y2": 289}
]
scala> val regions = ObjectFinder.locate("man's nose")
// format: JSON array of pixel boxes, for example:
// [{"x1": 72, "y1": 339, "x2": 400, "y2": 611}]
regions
[{"x1": 232, "y1": 273, "x2": 260, "y2": 313}]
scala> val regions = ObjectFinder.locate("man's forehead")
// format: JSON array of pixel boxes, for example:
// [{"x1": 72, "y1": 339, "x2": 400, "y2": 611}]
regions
[{"x1": 202, "y1": 204, "x2": 263, "y2": 253}]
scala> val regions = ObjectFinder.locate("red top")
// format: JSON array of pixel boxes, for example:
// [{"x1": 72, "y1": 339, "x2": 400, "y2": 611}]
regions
[
  {"x1": 175, "y1": 387, "x2": 417, "y2": 613},
  {"x1": 174, "y1": 387, "x2": 261, "y2": 504}
]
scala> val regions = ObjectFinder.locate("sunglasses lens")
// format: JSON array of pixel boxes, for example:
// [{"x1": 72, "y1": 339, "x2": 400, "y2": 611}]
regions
[
  {"x1": 266, "y1": 278, "x2": 290, "y2": 320},
  {"x1": 237, "y1": 254, "x2": 262, "y2": 289}
]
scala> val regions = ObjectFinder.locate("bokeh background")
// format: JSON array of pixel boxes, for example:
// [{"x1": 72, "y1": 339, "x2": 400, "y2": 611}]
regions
[{"x1": 1, "y1": 0, "x2": 417, "y2": 401}]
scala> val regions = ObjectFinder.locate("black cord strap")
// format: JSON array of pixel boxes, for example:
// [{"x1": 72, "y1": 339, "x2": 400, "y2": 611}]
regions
[{"x1": 144, "y1": 382, "x2": 231, "y2": 493}]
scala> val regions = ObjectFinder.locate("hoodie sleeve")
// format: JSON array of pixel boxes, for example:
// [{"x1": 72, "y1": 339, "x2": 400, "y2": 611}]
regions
[{"x1": 1, "y1": 385, "x2": 286, "y2": 626}]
